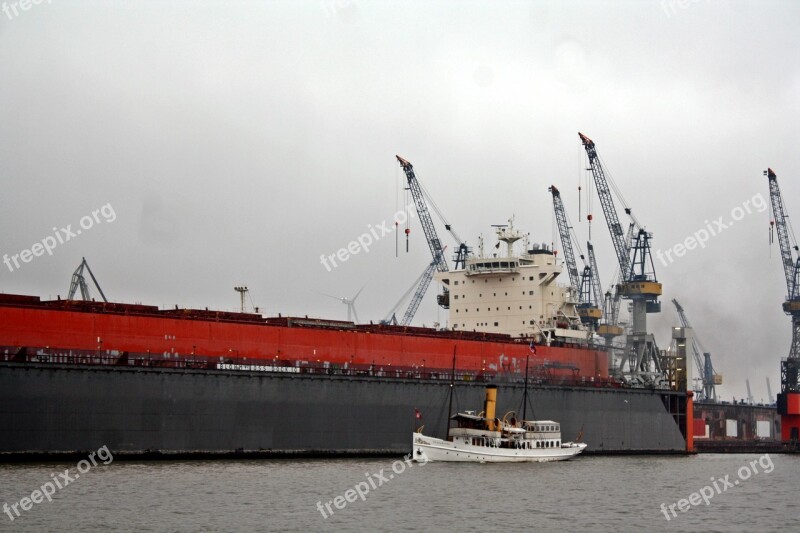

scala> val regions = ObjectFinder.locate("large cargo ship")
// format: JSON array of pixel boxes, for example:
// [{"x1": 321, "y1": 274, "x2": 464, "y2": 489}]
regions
[{"x1": 0, "y1": 222, "x2": 691, "y2": 456}]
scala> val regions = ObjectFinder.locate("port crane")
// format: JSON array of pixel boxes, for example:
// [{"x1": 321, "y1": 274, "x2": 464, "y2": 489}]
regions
[
  {"x1": 580, "y1": 133, "x2": 663, "y2": 386},
  {"x1": 67, "y1": 257, "x2": 108, "y2": 302},
  {"x1": 597, "y1": 222, "x2": 636, "y2": 372},
  {"x1": 396, "y1": 156, "x2": 470, "y2": 309},
  {"x1": 550, "y1": 185, "x2": 602, "y2": 328},
  {"x1": 585, "y1": 242, "x2": 605, "y2": 321},
  {"x1": 381, "y1": 254, "x2": 440, "y2": 326},
  {"x1": 764, "y1": 168, "x2": 800, "y2": 441},
  {"x1": 672, "y1": 298, "x2": 720, "y2": 401},
  {"x1": 765, "y1": 168, "x2": 800, "y2": 364}
]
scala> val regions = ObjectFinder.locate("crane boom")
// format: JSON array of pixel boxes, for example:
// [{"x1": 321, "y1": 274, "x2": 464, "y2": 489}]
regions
[
  {"x1": 587, "y1": 242, "x2": 604, "y2": 310},
  {"x1": 766, "y1": 168, "x2": 799, "y2": 300},
  {"x1": 549, "y1": 185, "x2": 580, "y2": 290},
  {"x1": 396, "y1": 156, "x2": 449, "y2": 274},
  {"x1": 672, "y1": 298, "x2": 718, "y2": 401},
  {"x1": 579, "y1": 133, "x2": 631, "y2": 277},
  {"x1": 67, "y1": 257, "x2": 108, "y2": 302},
  {"x1": 381, "y1": 256, "x2": 438, "y2": 325},
  {"x1": 400, "y1": 256, "x2": 439, "y2": 326}
]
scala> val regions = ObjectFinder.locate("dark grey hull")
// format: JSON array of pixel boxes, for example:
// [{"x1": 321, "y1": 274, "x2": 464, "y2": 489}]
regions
[{"x1": 0, "y1": 363, "x2": 687, "y2": 457}]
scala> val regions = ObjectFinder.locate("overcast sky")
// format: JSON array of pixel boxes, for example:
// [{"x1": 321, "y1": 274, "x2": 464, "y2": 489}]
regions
[{"x1": 1, "y1": 0, "x2": 798, "y2": 402}]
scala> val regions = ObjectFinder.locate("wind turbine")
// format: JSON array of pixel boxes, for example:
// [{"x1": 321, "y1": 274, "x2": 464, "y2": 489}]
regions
[{"x1": 319, "y1": 285, "x2": 366, "y2": 323}]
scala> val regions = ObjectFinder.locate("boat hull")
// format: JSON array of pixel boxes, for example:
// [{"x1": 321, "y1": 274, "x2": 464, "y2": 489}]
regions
[
  {"x1": 0, "y1": 294, "x2": 607, "y2": 380},
  {"x1": 412, "y1": 432, "x2": 587, "y2": 463},
  {"x1": 0, "y1": 361, "x2": 687, "y2": 456}
]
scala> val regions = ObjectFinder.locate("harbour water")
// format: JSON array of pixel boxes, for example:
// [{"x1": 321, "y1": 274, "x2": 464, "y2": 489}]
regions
[{"x1": 0, "y1": 454, "x2": 795, "y2": 531}]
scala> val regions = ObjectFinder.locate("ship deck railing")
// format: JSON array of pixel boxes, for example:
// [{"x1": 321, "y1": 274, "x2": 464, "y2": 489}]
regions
[{"x1": 0, "y1": 345, "x2": 626, "y2": 389}]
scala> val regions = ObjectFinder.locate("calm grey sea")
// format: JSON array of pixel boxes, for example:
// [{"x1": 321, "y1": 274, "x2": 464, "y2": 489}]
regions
[{"x1": 0, "y1": 454, "x2": 796, "y2": 532}]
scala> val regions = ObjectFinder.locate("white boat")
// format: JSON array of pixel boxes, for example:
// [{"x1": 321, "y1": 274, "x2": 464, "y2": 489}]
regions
[{"x1": 412, "y1": 384, "x2": 587, "y2": 463}]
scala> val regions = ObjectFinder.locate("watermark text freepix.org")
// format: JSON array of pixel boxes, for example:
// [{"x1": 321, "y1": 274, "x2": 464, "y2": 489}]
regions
[
  {"x1": 660, "y1": 453, "x2": 774, "y2": 521},
  {"x1": 3, "y1": 445, "x2": 114, "y2": 522},
  {"x1": 3, "y1": 203, "x2": 116, "y2": 273},
  {"x1": 319, "y1": 203, "x2": 415, "y2": 272},
  {"x1": 2, "y1": 0, "x2": 51, "y2": 21},
  {"x1": 660, "y1": 0, "x2": 709, "y2": 19},
  {"x1": 655, "y1": 192, "x2": 766, "y2": 268},
  {"x1": 316, "y1": 452, "x2": 425, "y2": 519}
]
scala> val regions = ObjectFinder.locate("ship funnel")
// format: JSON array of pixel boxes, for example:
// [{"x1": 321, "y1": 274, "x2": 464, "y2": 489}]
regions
[{"x1": 484, "y1": 385, "x2": 498, "y2": 431}]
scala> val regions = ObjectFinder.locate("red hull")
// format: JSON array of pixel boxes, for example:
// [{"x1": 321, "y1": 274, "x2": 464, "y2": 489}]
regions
[{"x1": 0, "y1": 294, "x2": 607, "y2": 378}]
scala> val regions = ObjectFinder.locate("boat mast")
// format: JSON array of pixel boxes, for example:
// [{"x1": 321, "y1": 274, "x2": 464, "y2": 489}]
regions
[
  {"x1": 522, "y1": 353, "x2": 529, "y2": 421},
  {"x1": 446, "y1": 345, "x2": 456, "y2": 440}
]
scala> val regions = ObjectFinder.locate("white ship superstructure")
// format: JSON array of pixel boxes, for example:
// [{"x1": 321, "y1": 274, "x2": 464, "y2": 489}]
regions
[{"x1": 435, "y1": 217, "x2": 590, "y2": 343}]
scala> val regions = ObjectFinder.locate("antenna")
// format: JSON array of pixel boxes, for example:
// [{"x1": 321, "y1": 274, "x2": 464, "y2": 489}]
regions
[{"x1": 234, "y1": 286, "x2": 249, "y2": 313}]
